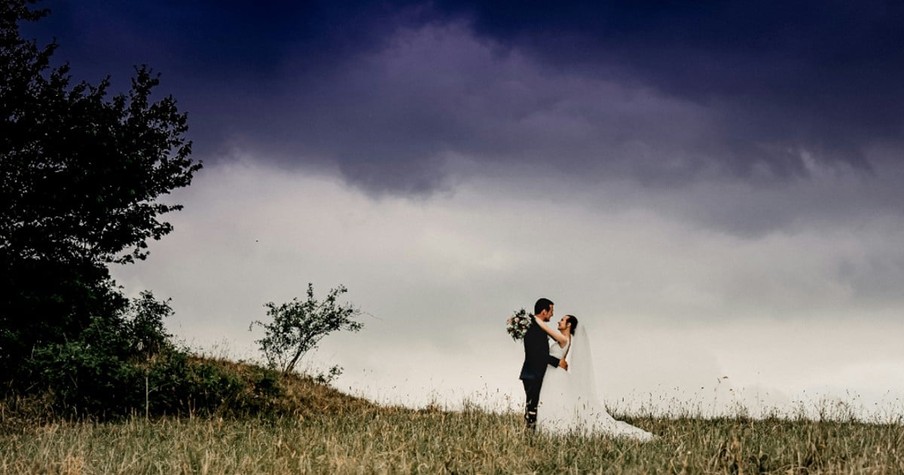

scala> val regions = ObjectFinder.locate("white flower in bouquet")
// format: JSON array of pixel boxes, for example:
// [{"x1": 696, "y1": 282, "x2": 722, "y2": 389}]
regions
[{"x1": 505, "y1": 308, "x2": 533, "y2": 341}]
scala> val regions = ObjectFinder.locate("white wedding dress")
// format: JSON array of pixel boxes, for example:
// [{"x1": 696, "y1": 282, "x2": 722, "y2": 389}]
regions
[{"x1": 535, "y1": 325, "x2": 654, "y2": 441}]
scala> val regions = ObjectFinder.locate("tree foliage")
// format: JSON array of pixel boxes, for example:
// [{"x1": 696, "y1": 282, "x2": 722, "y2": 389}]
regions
[
  {"x1": 251, "y1": 284, "x2": 364, "y2": 375},
  {"x1": 0, "y1": 0, "x2": 201, "y2": 381}
]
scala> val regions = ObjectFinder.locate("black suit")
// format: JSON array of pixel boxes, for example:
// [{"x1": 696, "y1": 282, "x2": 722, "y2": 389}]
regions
[{"x1": 519, "y1": 319, "x2": 561, "y2": 428}]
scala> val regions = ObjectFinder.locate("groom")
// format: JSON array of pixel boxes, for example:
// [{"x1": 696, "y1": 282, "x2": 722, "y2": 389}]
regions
[{"x1": 519, "y1": 297, "x2": 567, "y2": 429}]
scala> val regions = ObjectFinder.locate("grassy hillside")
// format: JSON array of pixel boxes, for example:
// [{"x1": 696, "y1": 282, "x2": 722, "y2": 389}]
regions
[{"x1": 2, "y1": 358, "x2": 903, "y2": 474}]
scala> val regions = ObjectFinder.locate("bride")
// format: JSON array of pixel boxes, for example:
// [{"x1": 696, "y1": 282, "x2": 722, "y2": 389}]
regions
[{"x1": 534, "y1": 314, "x2": 654, "y2": 441}]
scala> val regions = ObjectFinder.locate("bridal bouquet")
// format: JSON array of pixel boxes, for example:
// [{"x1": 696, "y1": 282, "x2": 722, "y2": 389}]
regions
[{"x1": 506, "y1": 308, "x2": 533, "y2": 341}]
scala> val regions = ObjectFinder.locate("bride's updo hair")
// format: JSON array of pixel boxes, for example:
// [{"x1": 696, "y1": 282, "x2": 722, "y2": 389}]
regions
[{"x1": 565, "y1": 315, "x2": 578, "y2": 334}]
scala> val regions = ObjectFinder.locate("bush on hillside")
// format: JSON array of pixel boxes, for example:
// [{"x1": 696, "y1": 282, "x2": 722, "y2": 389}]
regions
[{"x1": 9, "y1": 291, "x2": 287, "y2": 420}]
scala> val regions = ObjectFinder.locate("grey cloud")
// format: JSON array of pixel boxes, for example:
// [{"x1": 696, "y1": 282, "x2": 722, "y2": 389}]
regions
[
  {"x1": 24, "y1": 1, "x2": 904, "y2": 237},
  {"x1": 29, "y1": 1, "x2": 904, "y2": 192},
  {"x1": 191, "y1": 21, "x2": 904, "y2": 241},
  {"x1": 223, "y1": 24, "x2": 740, "y2": 192},
  {"x1": 433, "y1": 1, "x2": 904, "y2": 172}
]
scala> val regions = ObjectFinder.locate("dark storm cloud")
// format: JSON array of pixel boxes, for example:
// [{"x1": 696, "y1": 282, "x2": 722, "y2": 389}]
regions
[
  {"x1": 28, "y1": 0, "x2": 425, "y2": 72},
  {"x1": 431, "y1": 1, "x2": 904, "y2": 172},
  {"x1": 23, "y1": 0, "x2": 435, "y2": 155},
  {"x1": 22, "y1": 0, "x2": 904, "y2": 194}
]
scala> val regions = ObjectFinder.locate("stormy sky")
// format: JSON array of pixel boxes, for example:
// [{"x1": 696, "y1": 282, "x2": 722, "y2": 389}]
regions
[{"x1": 25, "y1": 1, "x2": 904, "y2": 417}]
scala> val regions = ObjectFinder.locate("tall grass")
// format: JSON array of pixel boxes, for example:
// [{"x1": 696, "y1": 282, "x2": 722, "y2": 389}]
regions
[
  {"x1": 3, "y1": 358, "x2": 902, "y2": 473},
  {"x1": 2, "y1": 405, "x2": 903, "y2": 473}
]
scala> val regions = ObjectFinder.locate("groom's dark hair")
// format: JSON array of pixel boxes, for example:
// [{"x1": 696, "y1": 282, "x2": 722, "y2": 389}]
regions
[{"x1": 534, "y1": 298, "x2": 554, "y2": 315}]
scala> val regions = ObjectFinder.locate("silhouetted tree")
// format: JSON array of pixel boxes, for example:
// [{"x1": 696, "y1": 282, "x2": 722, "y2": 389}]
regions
[
  {"x1": 0, "y1": 0, "x2": 201, "y2": 382},
  {"x1": 251, "y1": 284, "x2": 364, "y2": 376}
]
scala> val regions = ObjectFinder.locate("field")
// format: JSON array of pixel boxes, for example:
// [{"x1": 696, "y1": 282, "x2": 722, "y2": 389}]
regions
[{"x1": 2, "y1": 402, "x2": 903, "y2": 474}]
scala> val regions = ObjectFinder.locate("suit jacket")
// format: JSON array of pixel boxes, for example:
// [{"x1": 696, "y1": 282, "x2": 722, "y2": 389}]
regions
[{"x1": 519, "y1": 319, "x2": 561, "y2": 381}]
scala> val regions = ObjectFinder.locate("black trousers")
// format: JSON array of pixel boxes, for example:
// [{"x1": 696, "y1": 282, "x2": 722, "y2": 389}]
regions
[{"x1": 522, "y1": 378, "x2": 543, "y2": 428}]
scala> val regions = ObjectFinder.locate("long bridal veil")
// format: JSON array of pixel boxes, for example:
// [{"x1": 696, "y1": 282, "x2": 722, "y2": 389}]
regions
[
  {"x1": 569, "y1": 323, "x2": 601, "y2": 413},
  {"x1": 537, "y1": 323, "x2": 655, "y2": 441}
]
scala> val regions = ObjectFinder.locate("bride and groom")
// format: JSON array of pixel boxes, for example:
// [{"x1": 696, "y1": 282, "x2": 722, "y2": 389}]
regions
[{"x1": 520, "y1": 298, "x2": 654, "y2": 440}]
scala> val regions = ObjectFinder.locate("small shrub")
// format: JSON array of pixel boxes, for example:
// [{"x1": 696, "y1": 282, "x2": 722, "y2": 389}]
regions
[{"x1": 250, "y1": 283, "x2": 364, "y2": 375}]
